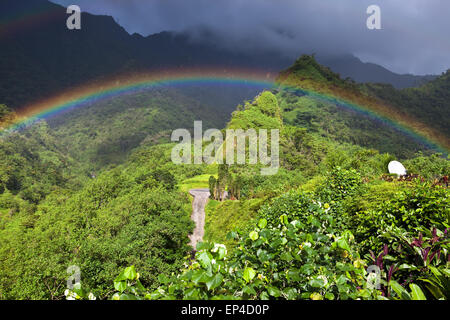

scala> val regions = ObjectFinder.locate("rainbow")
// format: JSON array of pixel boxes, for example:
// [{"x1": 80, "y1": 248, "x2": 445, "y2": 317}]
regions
[
  {"x1": 1, "y1": 68, "x2": 448, "y2": 155},
  {"x1": 0, "y1": 3, "x2": 62, "y2": 38}
]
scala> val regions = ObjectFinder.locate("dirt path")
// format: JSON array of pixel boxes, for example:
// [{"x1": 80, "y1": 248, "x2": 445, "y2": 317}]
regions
[{"x1": 188, "y1": 189, "x2": 211, "y2": 248}]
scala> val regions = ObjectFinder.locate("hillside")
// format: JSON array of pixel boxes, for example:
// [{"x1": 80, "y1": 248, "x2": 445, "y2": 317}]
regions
[
  {"x1": 19, "y1": 55, "x2": 448, "y2": 175},
  {"x1": 275, "y1": 55, "x2": 449, "y2": 158},
  {"x1": 47, "y1": 86, "x2": 251, "y2": 170},
  {"x1": 317, "y1": 54, "x2": 437, "y2": 88},
  {"x1": 361, "y1": 70, "x2": 450, "y2": 138}
]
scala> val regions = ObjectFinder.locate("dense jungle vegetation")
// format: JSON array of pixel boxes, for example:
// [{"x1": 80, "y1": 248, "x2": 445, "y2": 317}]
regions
[{"x1": 0, "y1": 56, "x2": 448, "y2": 300}]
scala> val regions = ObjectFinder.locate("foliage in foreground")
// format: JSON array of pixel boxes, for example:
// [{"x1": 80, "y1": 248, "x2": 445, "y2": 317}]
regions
[
  {"x1": 0, "y1": 144, "x2": 202, "y2": 300},
  {"x1": 83, "y1": 171, "x2": 448, "y2": 301}
]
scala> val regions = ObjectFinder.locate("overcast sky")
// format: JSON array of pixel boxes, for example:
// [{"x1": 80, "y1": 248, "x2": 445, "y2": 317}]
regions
[{"x1": 52, "y1": 0, "x2": 450, "y2": 75}]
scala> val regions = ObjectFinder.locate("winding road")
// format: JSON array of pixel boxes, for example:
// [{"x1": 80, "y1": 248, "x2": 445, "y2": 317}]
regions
[
  {"x1": 188, "y1": 188, "x2": 229, "y2": 248},
  {"x1": 188, "y1": 189, "x2": 211, "y2": 248}
]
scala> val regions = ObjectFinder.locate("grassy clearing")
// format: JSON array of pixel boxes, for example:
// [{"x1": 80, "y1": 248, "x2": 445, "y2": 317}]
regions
[
  {"x1": 204, "y1": 198, "x2": 264, "y2": 250},
  {"x1": 178, "y1": 173, "x2": 217, "y2": 193}
]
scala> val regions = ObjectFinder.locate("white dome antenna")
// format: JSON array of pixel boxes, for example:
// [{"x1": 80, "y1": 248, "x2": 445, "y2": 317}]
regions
[{"x1": 388, "y1": 161, "x2": 407, "y2": 176}]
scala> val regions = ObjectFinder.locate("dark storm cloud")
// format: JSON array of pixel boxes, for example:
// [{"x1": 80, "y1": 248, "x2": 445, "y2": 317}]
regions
[{"x1": 53, "y1": 0, "x2": 450, "y2": 75}]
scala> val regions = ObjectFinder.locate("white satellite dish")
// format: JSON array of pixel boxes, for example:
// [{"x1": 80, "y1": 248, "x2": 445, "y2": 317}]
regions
[{"x1": 388, "y1": 161, "x2": 407, "y2": 176}]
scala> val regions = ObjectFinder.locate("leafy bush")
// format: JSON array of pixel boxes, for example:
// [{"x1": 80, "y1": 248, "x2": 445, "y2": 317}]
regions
[
  {"x1": 109, "y1": 191, "x2": 381, "y2": 300},
  {"x1": 71, "y1": 182, "x2": 448, "y2": 301},
  {"x1": 404, "y1": 152, "x2": 450, "y2": 180},
  {"x1": 0, "y1": 149, "x2": 196, "y2": 299},
  {"x1": 258, "y1": 191, "x2": 321, "y2": 228},
  {"x1": 317, "y1": 166, "x2": 363, "y2": 203},
  {"x1": 351, "y1": 182, "x2": 449, "y2": 253},
  {"x1": 362, "y1": 227, "x2": 449, "y2": 300}
]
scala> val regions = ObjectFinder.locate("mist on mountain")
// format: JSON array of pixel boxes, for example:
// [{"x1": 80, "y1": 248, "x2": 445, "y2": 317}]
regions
[{"x1": 0, "y1": 0, "x2": 443, "y2": 110}]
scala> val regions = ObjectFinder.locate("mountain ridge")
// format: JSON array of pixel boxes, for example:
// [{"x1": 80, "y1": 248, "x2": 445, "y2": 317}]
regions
[
  {"x1": 0, "y1": 0, "x2": 440, "y2": 111},
  {"x1": 275, "y1": 55, "x2": 449, "y2": 155}
]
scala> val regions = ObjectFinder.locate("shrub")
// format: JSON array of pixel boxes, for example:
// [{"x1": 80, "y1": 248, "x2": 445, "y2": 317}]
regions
[{"x1": 317, "y1": 166, "x2": 363, "y2": 203}]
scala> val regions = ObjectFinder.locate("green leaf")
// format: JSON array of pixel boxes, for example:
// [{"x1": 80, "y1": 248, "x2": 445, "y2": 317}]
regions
[
  {"x1": 135, "y1": 280, "x2": 146, "y2": 292},
  {"x1": 256, "y1": 249, "x2": 271, "y2": 262},
  {"x1": 336, "y1": 238, "x2": 351, "y2": 252},
  {"x1": 226, "y1": 231, "x2": 239, "y2": 240},
  {"x1": 149, "y1": 289, "x2": 164, "y2": 300},
  {"x1": 288, "y1": 269, "x2": 302, "y2": 281},
  {"x1": 72, "y1": 283, "x2": 85, "y2": 297},
  {"x1": 290, "y1": 220, "x2": 303, "y2": 230},
  {"x1": 336, "y1": 275, "x2": 347, "y2": 285},
  {"x1": 390, "y1": 280, "x2": 411, "y2": 300},
  {"x1": 196, "y1": 242, "x2": 213, "y2": 251},
  {"x1": 124, "y1": 266, "x2": 137, "y2": 280},
  {"x1": 300, "y1": 264, "x2": 315, "y2": 276},
  {"x1": 310, "y1": 292, "x2": 323, "y2": 300},
  {"x1": 119, "y1": 293, "x2": 138, "y2": 300},
  {"x1": 258, "y1": 218, "x2": 268, "y2": 229},
  {"x1": 409, "y1": 284, "x2": 426, "y2": 300},
  {"x1": 206, "y1": 273, "x2": 223, "y2": 291},
  {"x1": 325, "y1": 292, "x2": 335, "y2": 300},
  {"x1": 301, "y1": 292, "x2": 311, "y2": 299},
  {"x1": 158, "y1": 274, "x2": 170, "y2": 284},
  {"x1": 243, "y1": 285, "x2": 257, "y2": 296},
  {"x1": 216, "y1": 246, "x2": 227, "y2": 260},
  {"x1": 196, "y1": 251, "x2": 212, "y2": 269},
  {"x1": 243, "y1": 267, "x2": 256, "y2": 283},
  {"x1": 114, "y1": 280, "x2": 127, "y2": 293},
  {"x1": 191, "y1": 270, "x2": 209, "y2": 285},
  {"x1": 267, "y1": 286, "x2": 281, "y2": 297},
  {"x1": 309, "y1": 278, "x2": 325, "y2": 288},
  {"x1": 422, "y1": 282, "x2": 444, "y2": 300},
  {"x1": 398, "y1": 264, "x2": 413, "y2": 270},
  {"x1": 73, "y1": 282, "x2": 82, "y2": 292},
  {"x1": 285, "y1": 288, "x2": 298, "y2": 300},
  {"x1": 249, "y1": 231, "x2": 259, "y2": 241},
  {"x1": 184, "y1": 288, "x2": 200, "y2": 300},
  {"x1": 112, "y1": 293, "x2": 121, "y2": 300},
  {"x1": 114, "y1": 270, "x2": 127, "y2": 282},
  {"x1": 280, "y1": 252, "x2": 293, "y2": 262},
  {"x1": 260, "y1": 291, "x2": 270, "y2": 300}
]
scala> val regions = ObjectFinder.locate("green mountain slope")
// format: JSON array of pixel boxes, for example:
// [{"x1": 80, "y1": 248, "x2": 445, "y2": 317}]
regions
[
  {"x1": 361, "y1": 70, "x2": 450, "y2": 138},
  {"x1": 275, "y1": 55, "x2": 449, "y2": 158},
  {"x1": 48, "y1": 87, "x2": 234, "y2": 170}
]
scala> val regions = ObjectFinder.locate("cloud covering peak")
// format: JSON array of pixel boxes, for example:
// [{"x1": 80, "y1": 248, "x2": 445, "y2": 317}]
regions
[{"x1": 53, "y1": 0, "x2": 450, "y2": 75}]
